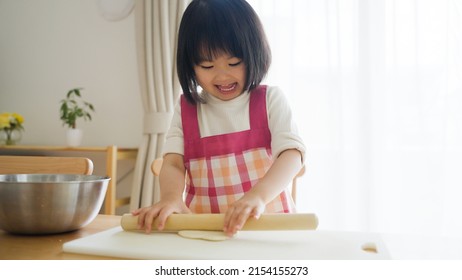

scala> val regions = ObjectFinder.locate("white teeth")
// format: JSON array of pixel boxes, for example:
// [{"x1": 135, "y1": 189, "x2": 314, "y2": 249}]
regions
[{"x1": 217, "y1": 83, "x2": 237, "y2": 92}]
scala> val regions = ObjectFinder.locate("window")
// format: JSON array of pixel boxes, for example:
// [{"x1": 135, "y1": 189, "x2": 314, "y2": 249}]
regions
[{"x1": 249, "y1": 0, "x2": 462, "y2": 236}]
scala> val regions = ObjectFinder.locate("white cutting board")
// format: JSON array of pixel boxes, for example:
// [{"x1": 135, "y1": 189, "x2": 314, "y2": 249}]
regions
[{"x1": 63, "y1": 227, "x2": 390, "y2": 259}]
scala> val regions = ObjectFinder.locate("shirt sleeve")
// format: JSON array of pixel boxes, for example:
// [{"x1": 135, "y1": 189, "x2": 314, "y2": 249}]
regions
[
  {"x1": 162, "y1": 98, "x2": 184, "y2": 156},
  {"x1": 267, "y1": 86, "x2": 306, "y2": 163}
]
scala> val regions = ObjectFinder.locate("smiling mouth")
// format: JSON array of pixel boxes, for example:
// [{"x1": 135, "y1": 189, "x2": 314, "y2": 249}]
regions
[{"x1": 216, "y1": 83, "x2": 237, "y2": 93}]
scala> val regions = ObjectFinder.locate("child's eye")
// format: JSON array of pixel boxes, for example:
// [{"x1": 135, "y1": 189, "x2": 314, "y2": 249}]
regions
[
  {"x1": 229, "y1": 61, "x2": 242, "y2": 67},
  {"x1": 200, "y1": 65, "x2": 213, "y2": 69}
]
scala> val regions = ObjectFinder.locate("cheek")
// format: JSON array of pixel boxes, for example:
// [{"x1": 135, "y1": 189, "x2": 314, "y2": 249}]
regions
[
  {"x1": 235, "y1": 67, "x2": 247, "y2": 83},
  {"x1": 194, "y1": 67, "x2": 210, "y2": 80},
  {"x1": 194, "y1": 72, "x2": 209, "y2": 87},
  {"x1": 235, "y1": 64, "x2": 246, "y2": 76},
  {"x1": 193, "y1": 73, "x2": 214, "y2": 92},
  {"x1": 193, "y1": 69, "x2": 204, "y2": 84}
]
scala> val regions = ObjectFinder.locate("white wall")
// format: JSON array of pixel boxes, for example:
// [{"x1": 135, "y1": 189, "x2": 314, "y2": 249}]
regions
[{"x1": 0, "y1": 0, "x2": 142, "y2": 147}]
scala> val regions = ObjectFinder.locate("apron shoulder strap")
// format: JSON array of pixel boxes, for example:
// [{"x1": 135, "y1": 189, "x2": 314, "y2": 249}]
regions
[
  {"x1": 180, "y1": 95, "x2": 201, "y2": 140},
  {"x1": 249, "y1": 85, "x2": 269, "y2": 130}
]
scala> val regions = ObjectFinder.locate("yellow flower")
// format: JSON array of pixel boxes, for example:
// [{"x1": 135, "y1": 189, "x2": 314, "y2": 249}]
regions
[
  {"x1": 12, "y1": 113, "x2": 24, "y2": 124},
  {"x1": 0, "y1": 112, "x2": 24, "y2": 131},
  {"x1": 0, "y1": 114, "x2": 10, "y2": 129}
]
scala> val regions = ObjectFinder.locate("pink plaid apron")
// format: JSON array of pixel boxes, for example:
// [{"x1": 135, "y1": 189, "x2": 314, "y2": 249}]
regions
[{"x1": 181, "y1": 85, "x2": 295, "y2": 214}]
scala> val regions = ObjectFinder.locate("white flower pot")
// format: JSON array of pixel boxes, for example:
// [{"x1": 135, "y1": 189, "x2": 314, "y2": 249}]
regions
[{"x1": 66, "y1": 128, "x2": 83, "y2": 147}]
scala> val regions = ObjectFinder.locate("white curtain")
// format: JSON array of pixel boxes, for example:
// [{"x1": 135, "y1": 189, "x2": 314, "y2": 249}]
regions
[
  {"x1": 131, "y1": 0, "x2": 189, "y2": 209},
  {"x1": 248, "y1": 0, "x2": 462, "y2": 237}
]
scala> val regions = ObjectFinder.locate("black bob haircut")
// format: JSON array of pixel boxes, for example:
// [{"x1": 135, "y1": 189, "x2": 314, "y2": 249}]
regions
[{"x1": 177, "y1": 0, "x2": 272, "y2": 104}]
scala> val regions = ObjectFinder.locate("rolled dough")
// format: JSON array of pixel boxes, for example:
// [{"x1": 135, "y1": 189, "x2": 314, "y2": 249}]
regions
[{"x1": 178, "y1": 230, "x2": 231, "y2": 241}]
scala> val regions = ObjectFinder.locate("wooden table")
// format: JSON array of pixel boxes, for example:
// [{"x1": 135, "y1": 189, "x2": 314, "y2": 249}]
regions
[
  {"x1": 0, "y1": 215, "x2": 122, "y2": 260},
  {"x1": 0, "y1": 145, "x2": 138, "y2": 214}
]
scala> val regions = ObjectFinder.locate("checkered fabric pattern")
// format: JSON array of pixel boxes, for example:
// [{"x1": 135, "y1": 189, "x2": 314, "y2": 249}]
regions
[{"x1": 185, "y1": 147, "x2": 295, "y2": 213}]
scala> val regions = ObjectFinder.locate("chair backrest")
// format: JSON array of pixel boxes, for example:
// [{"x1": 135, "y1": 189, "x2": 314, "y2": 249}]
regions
[
  {"x1": 150, "y1": 158, "x2": 305, "y2": 204},
  {"x1": 0, "y1": 155, "x2": 94, "y2": 175}
]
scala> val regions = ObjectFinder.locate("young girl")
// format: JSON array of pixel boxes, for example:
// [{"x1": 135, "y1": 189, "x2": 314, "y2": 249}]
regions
[{"x1": 132, "y1": 0, "x2": 306, "y2": 236}]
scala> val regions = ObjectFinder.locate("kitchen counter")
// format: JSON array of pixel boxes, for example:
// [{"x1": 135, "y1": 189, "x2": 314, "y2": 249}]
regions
[{"x1": 0, "y1": 215, "x2": 122, "y2": 260}]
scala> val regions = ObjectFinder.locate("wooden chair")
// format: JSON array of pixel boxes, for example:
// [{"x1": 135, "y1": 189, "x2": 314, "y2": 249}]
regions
[
  {"x1": 0, "y1": 155, "x2": 94, "y2": 175},
  {"x1": 151, "y1": 158, "x2": 305, "y2": 203}
]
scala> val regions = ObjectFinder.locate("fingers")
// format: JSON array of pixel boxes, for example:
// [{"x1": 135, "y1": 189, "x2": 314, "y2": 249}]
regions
[
  {"x1": 143, "y1": 208, "x2": 160, "y2": 233},
  {"x1": 131, "y1": 201, "x2": 192, "y2": 233},
  {"x1": 223, "y1": 207, "x2": 252, "y2": 236},
  {"x1": 223, "y1": 202, "x2": 264, "y2": 237},
  {"x1": 132, "y1": 206, "x2": 160, "y2": 233},
  {"x1": 250, "y1": 208, "x2": 262, "y2": 220},
  {"x1": 131, "y1": 208, "x2": 141, "y2": 216},
  {"x1": 155, "y1": 208, "x2": 175, "y2": 231},
  {"x1": 130, "y1": 204, "x2": 169, "y2": 233}
]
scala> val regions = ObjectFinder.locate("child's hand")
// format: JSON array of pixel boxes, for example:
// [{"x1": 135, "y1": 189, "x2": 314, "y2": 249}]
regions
[
  {"x1": 223, "y1": 193, "x2": 265, "y2": 236},
  {"x1": 131, "y1": 198, "x2": 191, "y2": 233}
]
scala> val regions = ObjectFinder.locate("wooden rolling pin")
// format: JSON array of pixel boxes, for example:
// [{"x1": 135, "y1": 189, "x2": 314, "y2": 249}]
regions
[{"x1": 121, "y1": 213, "x2": 318, "y2": 231}]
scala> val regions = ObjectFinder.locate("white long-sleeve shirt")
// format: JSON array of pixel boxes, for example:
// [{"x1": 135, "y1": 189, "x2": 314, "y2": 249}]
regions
[{"x1": 162, "y1": 86, "x2": 306, "y2": 162}]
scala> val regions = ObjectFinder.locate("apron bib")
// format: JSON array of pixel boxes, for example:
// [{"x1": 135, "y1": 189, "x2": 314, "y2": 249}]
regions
[{"x1": 181, "y1": 85, "x2": 295, "y2": 213}]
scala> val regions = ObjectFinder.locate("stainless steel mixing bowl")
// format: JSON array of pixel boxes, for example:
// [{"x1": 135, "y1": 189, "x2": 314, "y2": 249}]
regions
[{"x1": 0, "y1": 174, "x2": 110, "y2": 235}]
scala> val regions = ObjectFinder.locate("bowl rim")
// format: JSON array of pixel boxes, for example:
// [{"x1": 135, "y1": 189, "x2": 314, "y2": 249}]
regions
[{"x1": 0, "y1": 174, "x2": 111, "y2": 184}]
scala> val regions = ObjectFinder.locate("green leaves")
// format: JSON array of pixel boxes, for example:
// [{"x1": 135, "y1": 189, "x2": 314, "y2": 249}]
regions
[{"x1": 59, "y1": 88, "x2": 95, "y2": 129}]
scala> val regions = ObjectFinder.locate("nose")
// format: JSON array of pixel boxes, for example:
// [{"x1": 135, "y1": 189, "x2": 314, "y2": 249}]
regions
[{"x1": 213, "y1": 66, "x2": 232, "y2": 82}]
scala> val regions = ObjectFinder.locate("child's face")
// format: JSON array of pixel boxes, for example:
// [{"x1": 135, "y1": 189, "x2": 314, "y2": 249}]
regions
[{"x1": 193, "y1": 53, "x2": 246, "y2": 101}]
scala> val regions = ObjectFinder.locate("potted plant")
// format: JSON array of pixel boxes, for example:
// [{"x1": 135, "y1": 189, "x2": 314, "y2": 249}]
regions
[{"x1": 59, "y1": 88, "x2": 95, "y2": 146}]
